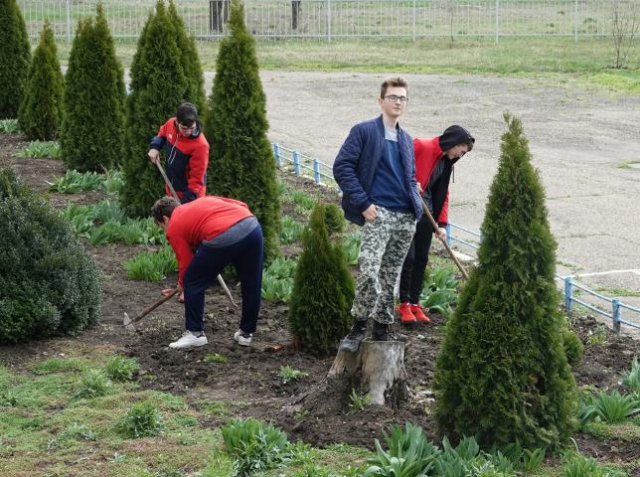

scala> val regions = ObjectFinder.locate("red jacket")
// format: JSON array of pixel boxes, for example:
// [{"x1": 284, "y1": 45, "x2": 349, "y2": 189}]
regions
[
  {"x1": 150, "y1": 118, "x2": 209, "y2": 202},
  {"x1": 166, "y1": 196, "x2": 253, "y2": 286},
  {"x1": 414, "y1": 136, "x2": 450, "y2": 226}
]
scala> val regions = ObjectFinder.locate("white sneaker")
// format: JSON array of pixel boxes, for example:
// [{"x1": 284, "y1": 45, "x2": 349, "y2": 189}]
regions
[
  {"x1": 233, "y1": 330, "x2": 253, "y2": 346},
  {"x1": 169, "y1": 331, "x2": 207, "y2": 349}
]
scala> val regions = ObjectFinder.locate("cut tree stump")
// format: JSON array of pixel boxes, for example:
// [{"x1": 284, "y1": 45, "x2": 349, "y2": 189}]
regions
[{"x1": 328, "y1": 340, "x2": 409, "y2": 407}]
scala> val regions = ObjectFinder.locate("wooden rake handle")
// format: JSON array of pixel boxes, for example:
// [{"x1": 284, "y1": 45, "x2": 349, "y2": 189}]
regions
[{"x1": 128, "y1": 288, "x2": 179, "y2": 325}]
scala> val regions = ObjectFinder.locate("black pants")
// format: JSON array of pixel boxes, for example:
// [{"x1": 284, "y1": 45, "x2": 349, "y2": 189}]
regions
[{"x1": 399, "y1": 215, "x2": 433, "y2": 304}]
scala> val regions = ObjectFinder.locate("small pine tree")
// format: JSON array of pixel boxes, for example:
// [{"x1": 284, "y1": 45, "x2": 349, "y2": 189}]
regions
[
  {"x1": 434, "y1": 113, "x2": 577, "y2": 449},
  {"x1": 289, "y1": 203, "x2": 354, "y2": 355},
  {"x1": 60, "y1": 5, "x2": 126, "y2": 171},
  {"x1": 0, "y1": 168, "x2": 101, "y2": 344},
  {"x1": 0, "y1": 0, "x2": 31, "y2": 118},
  {"x1": 18, "y1": 21, "x2": 64, "y2": 140},
  {"x1": 168, "y1": 0, "x2": 205, "y2": 113},
  {"x1": 206, "y1": 0, "x2": 281, "y2": 260},
  {"x1": 120, "y1": 1, "x2": 188, "y2": 217}
]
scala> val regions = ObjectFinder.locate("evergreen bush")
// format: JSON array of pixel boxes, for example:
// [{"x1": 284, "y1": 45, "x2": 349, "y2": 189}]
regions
[
  {"x1": 288, "y1": 203, "x2": 354, "y2": 355},
  {"x1": 0, "y1": 0, "x2": 31, "y2": 118},
  {"x1": 18, "y1": 21, "x2": 64, "y2": 140},
  {"x1": 434, "y1": 114, "x2": 577, "y2": 449},
  {"x1": 120, "y1": 1, "x2": 188, "y2": 217},
  {"x1": 0, "y1": 168, "x2": 101, "y2": 344},
  {"x1": 60, "y1": 5, "x2": 126, "y2": 171},
  {"x1": 206, "y1": 0, "x2": 281, "y2": 260}
]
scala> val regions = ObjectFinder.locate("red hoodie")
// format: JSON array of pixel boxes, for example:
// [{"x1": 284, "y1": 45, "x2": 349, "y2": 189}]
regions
[{"x1": 414, "y1": 136, "x2": 449, "y2": 225}]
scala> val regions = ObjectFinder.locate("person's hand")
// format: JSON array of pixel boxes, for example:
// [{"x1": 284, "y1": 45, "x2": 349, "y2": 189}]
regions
[
  {"x1": 162, "y1": 286, "x2": 184, "y2": 303},
  {"x1": 362, "y1": 204, "x2": 378, "y2": 222},
  {"x1": 416, "y1": 183, "x2": 423, "y2": 195},
  {"x1": 435, "y1": 227, "x2": 447, "y2": 241},
  {"x1": 148, "y1": 149, "x2": 160, "y2": 165}
]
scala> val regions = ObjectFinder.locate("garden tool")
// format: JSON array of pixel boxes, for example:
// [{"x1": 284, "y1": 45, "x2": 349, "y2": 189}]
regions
[
  {"x1": 123, "y1": 288, "x2": 179, "y2": 331},
  {"x1": 419, "y1": 197, "x2": 469, "y2": 280},
  {"x1": 154, "y1": 160, "x2": 238, "y2": 308}
]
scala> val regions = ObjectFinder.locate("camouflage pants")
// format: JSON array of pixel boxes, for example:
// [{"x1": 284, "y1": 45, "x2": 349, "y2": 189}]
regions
[{"x1": 351, "y1": 207, "x2": 417, "y2": 324}]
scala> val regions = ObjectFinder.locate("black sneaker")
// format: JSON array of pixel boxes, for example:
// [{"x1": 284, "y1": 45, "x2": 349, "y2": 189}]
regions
[
  {"x1": 339, "y1": 320, "x2": 366, "y2": 353},
  {"x1": 372, "y1": 321, "x2": 388, "y2": 341}
]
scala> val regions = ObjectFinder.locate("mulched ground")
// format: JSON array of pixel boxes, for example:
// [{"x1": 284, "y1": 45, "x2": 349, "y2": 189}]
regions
[{"x1": 1, "y1": 132, "x2": 639, "y2": 470}]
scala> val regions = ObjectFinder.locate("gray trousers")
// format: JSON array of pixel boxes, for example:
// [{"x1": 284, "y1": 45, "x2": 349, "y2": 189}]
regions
[{"x1": 351, "y1": 207, "x2": 417, "y2": 324}]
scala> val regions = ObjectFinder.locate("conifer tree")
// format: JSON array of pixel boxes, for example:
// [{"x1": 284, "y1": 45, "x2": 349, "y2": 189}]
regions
[
  {"x1": 120, "y1": 0, "x2": 188, "y2": 217},
  {"x1": 61, "y1": 5, "x2": 126, "y2": 171},
  {"x1": 18, "y1": 21, "x2": 64, "y2": 140},
  {"x1": 289, "y1": 203, "x2": 354, "y2": 355},
  {"x1": 168, "y1": 0, "x2": 205, "y2": 113},
  {"x1": 206, "y1": 0, "x2": 281, "y2": 260},
  {"x1": 434, "y1": 114, "x2": 577, "y2": 449},
  {"x1": 0, "y1": 0, "x2": 31, "y2": 118}
]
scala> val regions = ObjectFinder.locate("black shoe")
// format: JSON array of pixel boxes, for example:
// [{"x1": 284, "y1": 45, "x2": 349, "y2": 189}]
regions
[
  {"x1": 372, "y1": 321, "x2": 388, "y2": 341},
  {"x1": 339, "y1": 321, "x2": 366, "y2": 353}
]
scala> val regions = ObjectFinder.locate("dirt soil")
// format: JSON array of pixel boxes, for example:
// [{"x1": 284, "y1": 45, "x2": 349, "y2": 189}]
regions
[{"x1": 1, "y1": 131, "x2": 639, "y2": 471}]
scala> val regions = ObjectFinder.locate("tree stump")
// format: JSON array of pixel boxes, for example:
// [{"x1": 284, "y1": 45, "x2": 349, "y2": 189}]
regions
[{"x1": 328, "y1": 340, "x2": 409, "y2": 407}]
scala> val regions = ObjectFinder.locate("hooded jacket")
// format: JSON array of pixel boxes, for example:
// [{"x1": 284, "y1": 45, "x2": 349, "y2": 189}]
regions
[{"x1": 150, "y1": 117, "x2": 209, "y2": 203}]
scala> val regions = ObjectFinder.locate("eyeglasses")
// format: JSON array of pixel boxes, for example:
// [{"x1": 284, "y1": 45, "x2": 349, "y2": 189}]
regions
[
  {"x1": 384, "y1": 95, "x2": 409, "y2": 104},
  {"x1": 178, "y1": 123, "x2": 196, "y2": 131}
]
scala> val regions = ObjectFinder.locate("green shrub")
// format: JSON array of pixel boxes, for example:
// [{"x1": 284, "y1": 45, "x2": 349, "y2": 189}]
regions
[
  {"x1": 15, "y1": 140, "x2": 61, "y2": 159},
  {"x1": 0, "y1": 168, "x2": 101, "y2": 344},
  {"x1": 435, "y1": 114, "x2": 577, "y2": 449},
  {"x1": 206, "y1": 0, "x2": 281, "y2": 261},
  {"x1": 18, "y1": 21, "x2": 64, "y2": 140},
  {"x1": 562, "y1": 325, "x2": 584, "y2": 369},
  {"x1": 105, "y1": 356, "x2": 140, "y2": 382},
  {"x1": 120, "y1": 0, "x2": 187, "y2": 217},
  {"x1": 289, "y1": 203, "x2": 354, "y2": 355},
  {"x1": 0, "y1": 0, "x2": 30, "y2": 118},
  {"x1": 340, "y1": 233, "x2": 361, "y2": 266},
  {"x1": 75, "y1": 369, "x2": 113, "y2": 399},
  {"x1": 124, "y1": 245, "x2": 177, "y2": 282},
  {"x1": 116, "y1": 402, "x2": 165, "y2": 438},
  {"x1": 323, "y1": 203, "x2": 346, "y2": 235},
  {"x1": 221, "y1": 418, "x2": 290, "y2": 476},
  {"x1": 0, "y1": 119, "x2": 20, "y2": 133},
  {"x1": 60, "y1": 5, "x2": 126, "y2": 171}
]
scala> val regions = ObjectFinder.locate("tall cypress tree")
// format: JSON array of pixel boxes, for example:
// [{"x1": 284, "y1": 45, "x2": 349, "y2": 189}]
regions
[
  {"x1": 289, "y1": 203, "x2": 354, "y2": 355},
  {"x1": 61, "y1": 5, "x2": 126, "y2": 171},
  {"x1": 120, "y1": 0, "x2": 188, "y2": 218},
  {"x1": 206, "y1": 0, "x2": 281, "y2": 260},
  {"x1": 168, "y1": 0, "x2": 205, "y2": 113},
  {"x1": 18, "y1": 21, "x2": 64, "y2": 140},
  {"x1": 0, "y1": 0, "x2": 31, "y2": 118},
  {"x1": 434, "y1": 114, "x2": 577, "y2": 449}
]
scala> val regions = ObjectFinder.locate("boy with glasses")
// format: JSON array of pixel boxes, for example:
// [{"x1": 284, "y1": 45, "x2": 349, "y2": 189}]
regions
[
  {"x1": 148, "y1": 102, "x2": 209, "y2": 203},
  {"x1": 333, "y1": 77, "x2": 423, "y2": 353},
  {"x1": 397, "y1": 125, "x2": 475, "y2": 324}
]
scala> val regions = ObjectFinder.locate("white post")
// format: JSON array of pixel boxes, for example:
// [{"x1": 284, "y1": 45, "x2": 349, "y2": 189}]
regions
[
  {"x1": 412, "y1": 0, "x2": 416, "y2": 42},
  {"x1": 573, "y1": 0, "x2": 579, "y2": 43},
  {"x1": 495, "y1": 0, "x2": 500, "y2": 44},
  {"x1": 327, "y1": 0, "x2": 332, "y2": 42}
]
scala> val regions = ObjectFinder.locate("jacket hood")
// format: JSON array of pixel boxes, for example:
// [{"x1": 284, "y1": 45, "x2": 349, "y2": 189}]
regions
[{"x1": 438, "y1": 125, "x2": 475, "y2": 153}]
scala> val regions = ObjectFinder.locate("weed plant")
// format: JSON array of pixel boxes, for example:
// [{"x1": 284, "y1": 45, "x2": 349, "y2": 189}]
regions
[
  {"x1": 281, "y1": 215, "x2": 305, "y2": 244},
  {"x1": 31, "y1": 357, "x2": 86, "y2": 375},
  {"x1": 15, "y1": 140, "x2": 61, "y2": 159},
  {"x1": 105, "y1": 356, "x2": 139, "y2": 382},
  {"x1": 621, "y1": 358, "x2": 640, "y2": 393},
  {"x1": 278, "y1": 366, "x2": 308, "y2": 384},
  {"x1": 290, "y1": 190, "x2": 316, "y2": 214},
  {"x1": 203, "y1": 353, "x2": 228, "y2": 364},
  {"x1": 348, "y1": 389, "x2": 371, "y2": 414},
  {"x1": 75, "y1": 369, "x2": 113, "y2": 399},
  {"x1": 116, "y1": 402, "x2": 165, "y2": 438},
  {"x1": 221, "y1": 418, "x2": 290, "y2": 476},
  {"x1": 0, "y1": 119, "x2": 20, "y2": 133},
  {"x1": 59, "y1": 422, "x2": 98, "y2": 442},
  {"x1": 124, "y1": 245, "x2": 177, "y2": 282}
]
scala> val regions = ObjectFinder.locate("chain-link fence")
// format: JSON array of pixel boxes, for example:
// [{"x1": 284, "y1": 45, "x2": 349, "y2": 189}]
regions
[{"x1": 17, "y1": 0, "x2": 621, "y2": 42}]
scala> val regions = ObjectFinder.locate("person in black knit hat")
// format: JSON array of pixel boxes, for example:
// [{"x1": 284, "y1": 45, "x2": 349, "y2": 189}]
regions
[{"x1": 397, "y1": 125, "x2": 475, "y2": 324}]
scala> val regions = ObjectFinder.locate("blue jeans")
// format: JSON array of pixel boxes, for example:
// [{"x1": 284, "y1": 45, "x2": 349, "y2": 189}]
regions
[{"x1": 183, "y1": 224, "x2": 263, "y2": 334}]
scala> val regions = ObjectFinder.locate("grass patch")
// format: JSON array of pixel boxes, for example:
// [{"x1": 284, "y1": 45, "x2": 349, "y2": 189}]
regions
[
  {"x1": 124, "y1": 245, "x2": 178, "y2": 282},
  {"x1": 15, "y1": 140, "x2": 61, "y2": 159},
  {"x1": 0, "y1": 119, "x2": 20, "y2": 133},
  {"x1": 48, "y1": 169, "x2": 124, "y2": 194}
]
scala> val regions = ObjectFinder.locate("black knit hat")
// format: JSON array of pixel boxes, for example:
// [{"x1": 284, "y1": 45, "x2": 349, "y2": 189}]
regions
[{"x1": 439, "y1": 125, "x2": 475, "y2": 152}]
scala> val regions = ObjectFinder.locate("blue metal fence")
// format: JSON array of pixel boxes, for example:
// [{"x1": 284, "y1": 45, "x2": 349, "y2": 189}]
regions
[{"x1": 272, "y1": 141, "x2": 640, "y2": 334}]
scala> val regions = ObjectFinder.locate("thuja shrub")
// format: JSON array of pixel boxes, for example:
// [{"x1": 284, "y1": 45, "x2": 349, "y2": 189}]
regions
[
  {"x1": 288, "y1": 203, "x2": 354, "y2": 355},
  {"x1": 435, "y1": 114, "x2": 577, "y2": 449},
  {"x1": 18, "y1": 21, "x2": 64, "y2": 140},
  {"x1": 0, "y1": 168, "x2": 101, "y2": 344},
  {"x1": 120, "y1": 0, "x2": 187, "y2": 217},
  {"x1": 0, "y1": 0, "x2": 30, "y2": 118},
  {"x1": 60, "y1": 5, "x2": 126, "y2": 171},
  {"x1": 206, "y1": 0, "x2": 281, "y2": 260}
]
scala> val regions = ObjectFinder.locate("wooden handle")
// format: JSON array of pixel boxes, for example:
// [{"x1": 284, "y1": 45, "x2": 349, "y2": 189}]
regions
[
  {"x1": 419, "y1": 197, "x2": 469, "y2": 280},
  {"x1": 155, "y1": 161, "x2": 180, "y2": 202},
  {"x1": 132, "y1": 288, "x2": 179, "y2": 323}
]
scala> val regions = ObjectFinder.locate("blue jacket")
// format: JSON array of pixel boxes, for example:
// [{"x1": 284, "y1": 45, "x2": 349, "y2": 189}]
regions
[{"x1": 333, "y1": 115, "x2": 422, "y2": 226}]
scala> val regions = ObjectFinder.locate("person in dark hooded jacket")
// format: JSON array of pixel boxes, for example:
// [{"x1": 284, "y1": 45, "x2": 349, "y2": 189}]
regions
[
  {"x1": 148, "y1": 102, "x2": 209, "y2": 203},
  {"x1": 397, "y1": 125, "x2": 475, "y2": 324}
]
